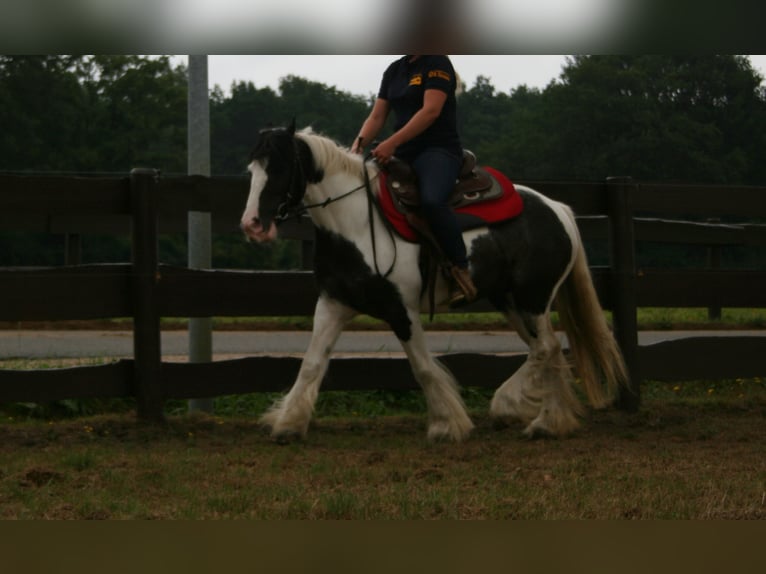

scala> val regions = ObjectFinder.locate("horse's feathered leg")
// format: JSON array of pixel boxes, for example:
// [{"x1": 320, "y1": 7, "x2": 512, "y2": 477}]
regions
[
  {"x1": 399, "y1": 308, "x2": 474, "y2": 442},
  {"x1": 490, "y1": 313, "x2": 583, "y2": 437},
  {"x1": 485, "y1": 191, "x2": 600, "y2": 437},
  {"x1": 260, "y1": 295, "x2": 356, "y2": 442},
  {"x1": 490, "y1": 198, "x2": 627, "y2": 437}
]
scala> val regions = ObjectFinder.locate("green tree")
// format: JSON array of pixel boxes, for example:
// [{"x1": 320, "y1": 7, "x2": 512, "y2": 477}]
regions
[
  {"x1": 277, "y1": 75, "x2": 370, "y2": 143},
  {"x1": 85, "y1": 55, "x2": 188, "y2": 173},
  {"x1": 456, "y1": 55, "x2": 766, "y2": 184},
  {"x1": 538, "y1": 55, "x2": 766, "y2": 183},
  {"x1": 0, "y1": 56, "x2": 89, "y2": 171},
  {"x1": 210, "y1": 81, "x2": 282, "y2": 175},
  {"x1": 458, "y1": 75, "x2": 515, "y2": 172},
  {"x1": 0, "y1": 55, "x2": 188, "y2": 174},
  {"x1": 210, "y1": 76, "x2": 369, "y2": 175}
]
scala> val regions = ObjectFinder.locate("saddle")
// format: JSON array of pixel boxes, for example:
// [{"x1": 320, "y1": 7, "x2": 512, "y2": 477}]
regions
[
  {"x1": 381, "y1": 150, "x2": 504, "y2": 214},
  {"x1": 377, "y1": 150, "x2": 504, "y2": 318}
]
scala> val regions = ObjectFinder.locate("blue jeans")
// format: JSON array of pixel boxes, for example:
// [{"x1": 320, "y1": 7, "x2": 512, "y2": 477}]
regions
[{"x1": 411, "y1": 148, "x2": 467, "y2": 268}]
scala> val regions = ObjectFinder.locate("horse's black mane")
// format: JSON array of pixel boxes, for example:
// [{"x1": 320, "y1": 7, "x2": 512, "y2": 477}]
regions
[
  {"x1": 249, "y1": 125, "x2": 324, "y2": 184},
  {"x1": 249, "y1": 127, "x2": 294, "y2": 163}
]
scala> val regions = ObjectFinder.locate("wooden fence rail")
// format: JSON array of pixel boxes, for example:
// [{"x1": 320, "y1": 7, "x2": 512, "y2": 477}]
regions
[{"x1": 1, "y1": 170, "x2": 766, "y2": 419}]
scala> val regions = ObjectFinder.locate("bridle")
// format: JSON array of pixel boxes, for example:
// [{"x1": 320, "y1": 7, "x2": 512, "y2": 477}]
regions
[
  {"x1": 273, "y1": 136, "x2": 311, "y2": 223},
  {"x1": 270, "y1": 136, "x2": 369, "y2": 222},
  {"x1": 269, "y1": 138, "x2": 396, "y2": 278}
]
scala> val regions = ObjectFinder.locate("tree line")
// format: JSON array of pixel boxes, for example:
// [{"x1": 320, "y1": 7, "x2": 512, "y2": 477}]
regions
[
  {"x1": 1, "y1": 55, "x2": 765, "y2": 268},
  {"x1": 3, "y1": 55, "x2": 765, "y2": 183}
]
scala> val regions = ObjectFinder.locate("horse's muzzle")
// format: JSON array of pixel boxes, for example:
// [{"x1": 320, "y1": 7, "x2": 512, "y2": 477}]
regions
[{"x1": 240, "y1": 216, "x2": 278, "y2": 243}]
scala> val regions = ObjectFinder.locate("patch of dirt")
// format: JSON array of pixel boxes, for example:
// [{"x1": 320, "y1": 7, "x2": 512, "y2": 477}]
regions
[{"x1": 20, "y1": 468, "x2": 64, "y2": 488}]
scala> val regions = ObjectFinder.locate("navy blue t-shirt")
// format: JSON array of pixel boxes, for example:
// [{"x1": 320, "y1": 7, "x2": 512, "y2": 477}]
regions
[{"x1": 377, "y1": 55, "x2": 462, "y2": 162}]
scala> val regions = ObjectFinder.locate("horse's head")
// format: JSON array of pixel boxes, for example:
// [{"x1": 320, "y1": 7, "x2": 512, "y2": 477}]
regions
[{"x1": 241, "y1": 120, "x2": 318, "y2": 243}]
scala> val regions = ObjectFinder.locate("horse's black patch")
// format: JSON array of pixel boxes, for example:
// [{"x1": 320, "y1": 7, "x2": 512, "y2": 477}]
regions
[
  {"x1": 296, "y1": 139, "x2": 324, "y2": 185},
  {"x1": 313, "y1": 227, "x2": 412, "y2": 341},
  {"x1": 470, "y1": 189, "x2": 572, "y2": 317}
]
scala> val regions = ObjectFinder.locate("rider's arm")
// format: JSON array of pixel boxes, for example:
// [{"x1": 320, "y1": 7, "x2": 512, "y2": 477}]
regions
[
  {"x1": 372, "y1": 89, "x2": 446, "y2": 163},
  {"x1": 351, "y1": 98, "x2": 390, "y2": 153}
]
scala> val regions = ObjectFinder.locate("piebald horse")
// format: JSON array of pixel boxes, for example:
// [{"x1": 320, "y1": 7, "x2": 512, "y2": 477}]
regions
[{"x1": 241, "y1": 123, "x2": 628, "y2": 442}]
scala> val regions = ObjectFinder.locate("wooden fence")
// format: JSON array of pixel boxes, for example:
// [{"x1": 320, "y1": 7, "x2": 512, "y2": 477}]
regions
[{"x1": 1, "y1": 169, "x2": 765, "y2": 420}]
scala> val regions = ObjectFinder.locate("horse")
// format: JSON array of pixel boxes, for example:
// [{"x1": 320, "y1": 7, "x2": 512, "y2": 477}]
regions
[{"x1": 240, "y1": 122, "x2": 628, "y2": 443}]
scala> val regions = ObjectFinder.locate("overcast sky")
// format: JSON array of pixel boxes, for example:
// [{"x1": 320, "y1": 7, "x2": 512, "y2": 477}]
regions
[{"x1": 172, "y1": 55, "x2": 766, "y2": 97}]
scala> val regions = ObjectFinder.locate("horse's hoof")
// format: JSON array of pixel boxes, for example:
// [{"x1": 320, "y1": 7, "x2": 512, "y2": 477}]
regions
[
  {"x1": 522, "y1": 424, "x2": 556, "y2": 440},
  {"x1": 427, "y1": 421, "x2": 473, "y2": 443},
  {"x1": 426, "y1": 431, "x2": 452, "y2": 444},
  {"x1": 272, "y1": 430, "x2": 302, "y2": 445},
  {"x1": 491, "y1": 417, "x2": 512, "y2": 431}
]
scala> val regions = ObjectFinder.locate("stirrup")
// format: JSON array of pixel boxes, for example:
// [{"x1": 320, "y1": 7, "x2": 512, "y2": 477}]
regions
[
  {"x1": 447, "y1": 289, "x2": 469, "y2": 308},
  {"x1": 445, "y1": 266, "x2": 477, "y2": 308}
]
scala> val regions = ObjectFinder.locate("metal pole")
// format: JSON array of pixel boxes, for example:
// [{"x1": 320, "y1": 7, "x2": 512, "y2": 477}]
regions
[{"x1": 187, "y1": 55, "x2": 214, "y2": 413}]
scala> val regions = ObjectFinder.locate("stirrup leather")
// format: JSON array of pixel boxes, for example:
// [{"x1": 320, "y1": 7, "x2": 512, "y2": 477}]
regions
[{"x1": 446, "y1": 266, "x2": 478, "y2": 307}]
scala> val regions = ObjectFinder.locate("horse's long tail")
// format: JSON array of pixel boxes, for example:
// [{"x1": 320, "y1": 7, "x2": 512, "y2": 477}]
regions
[{"x1": 555, "y1": 209, "x2": 629, "y2": 408}]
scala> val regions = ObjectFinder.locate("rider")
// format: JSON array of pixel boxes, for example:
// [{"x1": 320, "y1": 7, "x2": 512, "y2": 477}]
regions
[{"x1": 351, "y1": 54, "x2": 478, "y2": 307}]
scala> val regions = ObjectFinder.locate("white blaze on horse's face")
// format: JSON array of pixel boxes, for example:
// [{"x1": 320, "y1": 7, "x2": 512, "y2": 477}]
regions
[{"x1": 241, "y1": 159, "x2": 278, "y2": 243}]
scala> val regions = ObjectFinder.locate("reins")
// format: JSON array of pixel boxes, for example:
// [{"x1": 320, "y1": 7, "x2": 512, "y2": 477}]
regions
[
  {"x1": 274, "y1": 178, "x2": 373, "y2": 222},
  {"x1": 361, "y1": 155, "x2": 397, "y2": 278}
]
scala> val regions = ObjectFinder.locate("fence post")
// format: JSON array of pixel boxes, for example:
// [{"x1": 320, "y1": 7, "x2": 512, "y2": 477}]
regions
[
  {"x1": 606, "y1": 176, "x2": 641, "y2": 411},
  {"x1": 130, "y1": 168, "x2": 165, "y2": 422}
]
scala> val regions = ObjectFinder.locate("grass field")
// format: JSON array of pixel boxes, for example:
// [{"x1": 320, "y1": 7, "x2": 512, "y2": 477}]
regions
[
  {"x1": 1, "y1": 308, "x2": 764, "y2": 519},
  {"x1": 205, "y1": 307, "x2": 766, "y2": 331},
  {"x1": 3, "y1": 307, "x2": 766, "y2": 332},
  {"x1": 1, "y1": 378, "x2": 764, "y2": 520}
]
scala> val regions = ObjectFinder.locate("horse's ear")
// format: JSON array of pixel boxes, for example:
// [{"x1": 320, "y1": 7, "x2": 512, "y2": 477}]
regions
[{"x1": 287, "y1": 117, "x2": 296, "y2": 135}]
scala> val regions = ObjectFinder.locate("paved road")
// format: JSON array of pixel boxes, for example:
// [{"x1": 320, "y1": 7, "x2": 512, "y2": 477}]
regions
[{"x1": 1, "y1": 329, "x2": 763, "y2": 360}]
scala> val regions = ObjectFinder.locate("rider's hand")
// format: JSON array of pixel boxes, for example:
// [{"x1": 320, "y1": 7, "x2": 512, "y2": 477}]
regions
[
  {"x1": 351, "y1": 137, "x2": 365, "y2": 154},
  {"x1": 372, "y1": 139, "x2": 396, "y2": 164}
]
